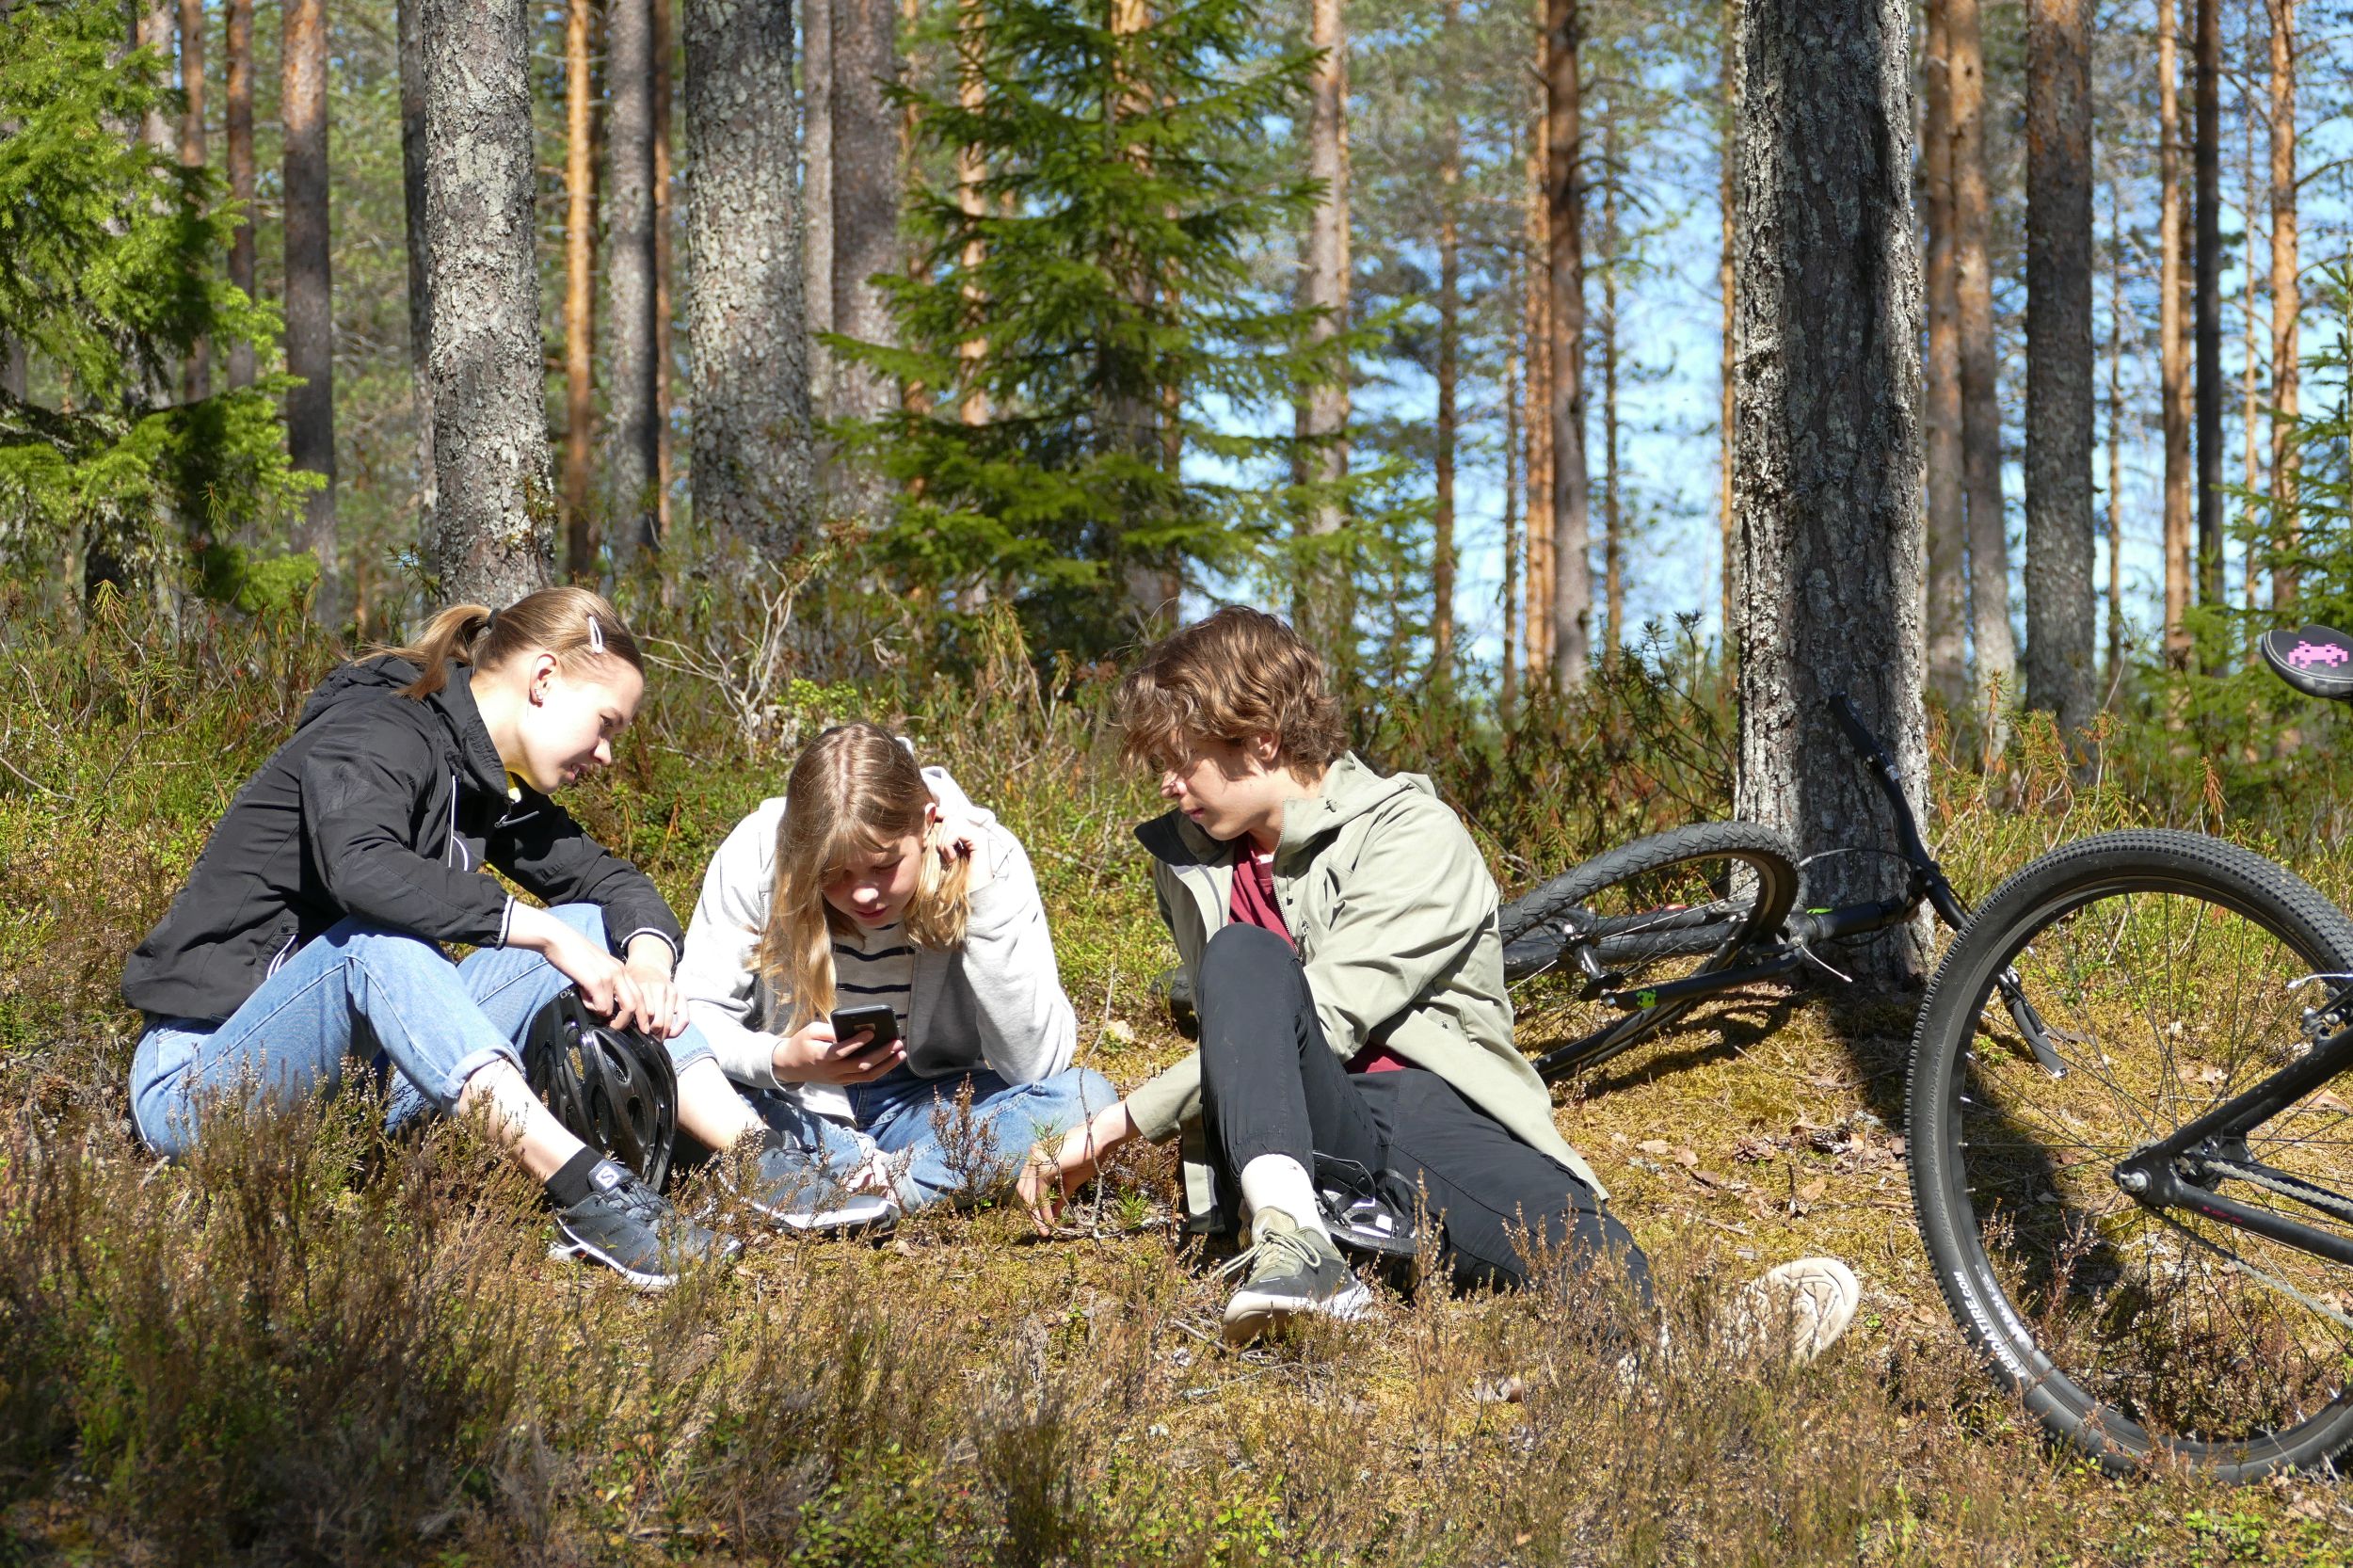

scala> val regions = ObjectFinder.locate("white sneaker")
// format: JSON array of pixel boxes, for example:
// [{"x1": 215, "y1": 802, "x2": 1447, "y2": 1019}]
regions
[{"x1": 1725, "y1": 1256, "x2": 1861, "y2": 1365}]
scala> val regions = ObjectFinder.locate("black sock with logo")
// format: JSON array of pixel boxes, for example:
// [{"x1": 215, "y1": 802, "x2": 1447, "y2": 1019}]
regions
[{"x1": 546, "y1": 1147, "x2": 621, "y2": 1208}]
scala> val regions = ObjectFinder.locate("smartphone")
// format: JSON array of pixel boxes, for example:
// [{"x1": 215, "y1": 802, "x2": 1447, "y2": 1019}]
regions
[{"x1": 828, "y1": 1003, "x2": 903, "y2": 1057}]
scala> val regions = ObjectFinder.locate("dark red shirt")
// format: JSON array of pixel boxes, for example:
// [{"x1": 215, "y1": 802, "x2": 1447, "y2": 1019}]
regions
[{"x1": 1226, "y1": 842, "x2": 1407, "y2": 1074}]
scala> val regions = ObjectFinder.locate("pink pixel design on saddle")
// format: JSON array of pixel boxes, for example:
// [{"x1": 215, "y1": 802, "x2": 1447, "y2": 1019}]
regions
[{"x1": 2288, "y1": 639, "x2": 2351, "y2": 669}]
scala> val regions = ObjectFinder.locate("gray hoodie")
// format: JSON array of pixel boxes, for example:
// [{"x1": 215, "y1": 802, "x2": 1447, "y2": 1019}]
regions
[{"x1": 677, "y1": 767, "x2": 1079, "y2": 1122}]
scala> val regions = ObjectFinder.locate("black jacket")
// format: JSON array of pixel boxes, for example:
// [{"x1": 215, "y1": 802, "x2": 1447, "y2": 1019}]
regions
[{"x1": 122, "y1": 656, "x2": 683, "y2": 1023}]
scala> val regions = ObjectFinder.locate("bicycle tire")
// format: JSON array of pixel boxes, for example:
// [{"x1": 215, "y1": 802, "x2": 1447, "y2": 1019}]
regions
[
  {"x1": 1503, "y1": 822, "x2": 1801, "y2": 1080},
  {"x1": 1908, "y1": 829, "x2": 2353, "y2": 1480}
]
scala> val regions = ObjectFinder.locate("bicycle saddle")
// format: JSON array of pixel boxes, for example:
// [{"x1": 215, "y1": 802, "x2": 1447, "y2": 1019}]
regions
[{"x1": 2260, "y1": 624, "x2": 2353, "y2": 700}]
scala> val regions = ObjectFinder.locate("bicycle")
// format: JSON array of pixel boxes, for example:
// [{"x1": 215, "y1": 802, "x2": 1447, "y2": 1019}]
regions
[
  {"x1": 1497, "y1": 693, "x2": 2064, "y2": 1087},
  {"x1": 1906, "y1": 621, "x2": 2353, "y2": 1480}
]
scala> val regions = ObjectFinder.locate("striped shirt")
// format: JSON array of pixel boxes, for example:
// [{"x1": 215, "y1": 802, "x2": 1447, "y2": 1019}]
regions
[{"x1": 833, "y1": 919, "x2": 914, "y2": 1027}]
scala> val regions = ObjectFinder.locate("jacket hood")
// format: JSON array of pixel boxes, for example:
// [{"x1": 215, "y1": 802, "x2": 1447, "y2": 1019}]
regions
[
  {"x1": 296, "y1": 656, "x2": 509, "y2": 795},
  {"x1": 1133, "y1": 751, "x2": 1428, "y2": 868},
  {"x1": 920, "y1": 764, "x2": 994, "y2": 828}
]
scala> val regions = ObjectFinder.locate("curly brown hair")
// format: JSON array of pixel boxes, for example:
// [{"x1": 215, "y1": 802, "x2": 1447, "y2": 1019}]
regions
[{"x1": 1116, "y1": 607, "x2": 1349, "y2": 776}]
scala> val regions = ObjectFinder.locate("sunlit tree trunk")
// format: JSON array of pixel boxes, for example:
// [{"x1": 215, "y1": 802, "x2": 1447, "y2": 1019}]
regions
[
  {"x1": 1545, "y1": 0, "x2": 1589, "y2": 686},
  {"x1": 832, "y1": 0, "x2": 902, "y2": 514},
  {"x1": 137, "y1": 6, "x2": 174, "y2": 153},
  {"x1": 653, "y1": 0, "x2": 675, "y2": 541},
  {"x1": 2194, "y1": 0, "x2": 2221, "y2": 608},
  {"x1": 179, "y1": 0, "x2": 209, "y2": 400},
  {"x1": 2242, "y1": 113, "x2": 2262, "y2": 616},
  {"x1": 1501, "y1": 341, "x2": 1523, "y2": 720},
  {"x1": 1432, "y1": 0, "x2": 1461, "y2": 686},
  {"x1": 1294, "y1": 0, "x2": 1352, "y2": 648},
  {"x1": 2267, "y1": 0, "x2": 2298, "y2": 612},
  {"x1": 1923, "y1": 0, "x2": 1967, "y2": 711},
  {"x1": 606, "y1": 0, "x2": 661, "y2": 555},
  {"x1": 1522, "y1": 104, "x2": 1554, "y2": 681},
  {"x1": 1599, "y1": 100, "x2": 1623, "y2": 667},
  {"x1": 226, "y1": 0, "x2": 255, "y2": 390},
  {"x1": 805, "y1": 0, "x2": 833, "y2": 414},
  {"x1": 2158, "y1": 0, "x2": 2190, "y2": 667},
  {"x1": 1731, "y1": 0, "x2": 1929, "y2": 985},
  {"x1": 955, "y1": 0, "x2": 987, "y2": 423},
  {"x1": 1720, "y1": 0, "x2": 1738, "y2": 661},
  {"x1": 2105, "y1": 232, "x2": 2126, "y2": 696},
  {"x1": 562, "y1": 0, "x2": 599, "y2": 578},
  {"x1": 283, "y1": 0, "x2": 336, "y2": 610},
  {"x1": 1949, "y1": 0, "x2": 2009, "y2": 734},
  {"x1": 2022, "y1": 0, "x2": 2095, "y2": 741},
  {"x1": 397, "y1": 0, "x2": 435, "y2": 548}
]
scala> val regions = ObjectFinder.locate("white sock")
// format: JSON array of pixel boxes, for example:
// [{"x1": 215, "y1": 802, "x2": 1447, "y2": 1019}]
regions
[{"x1": 1239, "y1": 1154, "x2": 1330, "y2": 1242}]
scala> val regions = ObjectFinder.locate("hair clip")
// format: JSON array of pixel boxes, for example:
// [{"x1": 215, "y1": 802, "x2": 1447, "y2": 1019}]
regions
[
  {"x1": 585, "y1": 616, "x2": 605, "y2": 654},
  {"x1": 484, "y1": 608, "x2": 500, "y2": 636}
]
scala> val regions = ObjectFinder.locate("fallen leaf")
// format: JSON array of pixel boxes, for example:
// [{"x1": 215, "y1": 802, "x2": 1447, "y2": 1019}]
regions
[
  {"x1": 1637, "y1": 1139, "x2": 1672, "y2": 1156},
  {"x1": 1797, "y1": 1178, "x2": 1827, "y2": 1202},
  {"x1": 1673, "y1": 1146, "x2": 1699, "y2": 1167}
]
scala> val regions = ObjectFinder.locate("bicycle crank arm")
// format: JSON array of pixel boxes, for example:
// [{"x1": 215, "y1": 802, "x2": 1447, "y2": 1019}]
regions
[{"x1": 1600, "y1": 948, "x2": 1804, "y2": 1012}]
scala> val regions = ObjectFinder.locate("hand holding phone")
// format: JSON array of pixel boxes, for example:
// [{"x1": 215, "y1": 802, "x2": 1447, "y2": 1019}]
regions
[
  {"x1": 773, "y1": 1005, "x2": 906, "y2": 1084},
  {"x1": 827, "y1": 1003, "x2": 903, "y2": 1058}
]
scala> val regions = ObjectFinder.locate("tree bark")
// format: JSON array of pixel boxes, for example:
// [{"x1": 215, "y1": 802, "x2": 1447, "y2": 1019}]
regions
[
  {"x1": 1501, "y1": 341, "x2": 1522, "y2": 719},
  {"x1": 2022, "y1": 0, "x2": 2095, "y2": 741},
  {"x1": 1599, "y1": 99, "x2": 1622, "y2": 666},
  {"x1": 2194, "y1": 0, "x2": 2221, "y2": 608},
  {"x1": 653, "y1": 0, "x2": 675, "y2": 541},
  {"x1": 1433, "y1": 0, "x2": 1461, "y2": 686},
  {"x1": 137, "y1": 6, "x2": 174, "y2": 153},
  {"x1": 397, "y1": 0, "x2": 436, "y2": 551},
  {"x1": 2242, "y1": 110, "x2": 2261, "y2": 613},
  {"x1": 804, "y1": 0, "x2": 834, "y2": 415},
  {"x1": 1545, "y1": 0, "x2": 1589, "y2": 686},
  {"x1": 2105, "y1": 220, "x2": 2125, "y2": 696},
  {"x1": 955, "y1": 0, "x2": 987, "y2": 424},
  {"x1": 1923, "y1": 0, "x2": 1967, "y2": 711},
  {"x1": 1731, "y1": 0, "x2": 1928, "y2": 984},
  {"x1": 1948, "y1": 0, "x2": 2009, "y2": 731},
  {"x1": 226, "y1": 0, "x2": 255, "y2": 389},
  {"x1": 562, "y1": 0, "x2": 599, "y2": 578},
  {"x1": 832, "y1": 0, "x2": 902, "y2": 483},
  {"x1": 178, "y1": 0, "x2": 209, "y2": 401},
  {"x1": 1295, "y1": 0, "x2": 1352, "y2": 648},
  {"x1": 685, "y1": 0, "x2": 812, "y2": 556},
  {"x1": 282, "y1": 0, "x2": 336, "y2": 605},
  {"x1": 422, "y1": 0, "x2": 556, "y2": 604},
  {"x1": 1720, "y1": 0, "x2": 1738, "y2": 660},
  {"x1": 2268, "y1": 0, "x2": 2298, "y2": 612},
  {"x1": 2158, "y1": 0, "x2": 2191, "y2": 665},
  {"x1": 1522, "y1": 106, "x2": 1554, "y2": 680},
  {"x1": 606, "y1": 0, "x2": 661, "y2": 555}
]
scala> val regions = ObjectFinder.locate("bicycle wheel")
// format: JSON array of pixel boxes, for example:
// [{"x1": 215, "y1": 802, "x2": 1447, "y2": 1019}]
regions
[
  {"x1": 1909, "y1": 830, "x2": 2353, "y2": 1480},
  {"x1": 1502, "y1": 821, "x2": 1801, "y2": 1082}
]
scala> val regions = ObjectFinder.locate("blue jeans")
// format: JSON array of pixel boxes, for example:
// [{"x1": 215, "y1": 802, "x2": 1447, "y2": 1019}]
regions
[
  {"x1": 829, "y1": 1063, "x2": 1116, "y2": 1211},
  {"x1": 130, "y1": 903, "x2": 716, "y2": 1158}
]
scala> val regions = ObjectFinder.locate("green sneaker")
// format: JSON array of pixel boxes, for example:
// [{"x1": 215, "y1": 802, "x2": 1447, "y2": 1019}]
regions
[{"x1": 1220, "y1": 1210, "x2": 1372, "y2": 1344}]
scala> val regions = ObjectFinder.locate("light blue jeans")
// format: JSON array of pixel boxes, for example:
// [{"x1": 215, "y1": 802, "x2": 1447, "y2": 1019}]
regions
[
  {"x1": 759, "y1": 1062, "x2": 1117, "y2": 1211},
  {"x1": 130, "y1": 903, "x2": 718, "y2": 1158}
]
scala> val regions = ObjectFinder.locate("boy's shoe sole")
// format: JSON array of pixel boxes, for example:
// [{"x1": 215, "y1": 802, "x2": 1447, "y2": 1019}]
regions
[
  {"x1": 1740, "y1": 1256, "x2": 1862, "y2": 1365},
  {"x1": 1221, "y1": 1276, "x2": 1373, "y2": 1345},
  {"x1": 747, "y1": 1190, "x2": 900, "y2": 1237},
  {"x1": 548, "y1": 1228, "x2": 741, "y2": 1291}
]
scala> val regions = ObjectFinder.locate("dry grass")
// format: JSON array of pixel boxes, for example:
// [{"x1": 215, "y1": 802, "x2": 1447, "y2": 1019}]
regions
[{"x1": 7, "y1": 604, "x2": 2353, "y2": 1564}]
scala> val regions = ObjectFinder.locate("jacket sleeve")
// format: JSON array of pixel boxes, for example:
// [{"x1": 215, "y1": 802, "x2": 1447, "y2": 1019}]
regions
[
  {"x1": 487, "y1": 786, "x2": 684, "y2": 961},
  {"x1": 1300, "y1": 795, "x2": 1493, "y2": 1060},
  {"x1": 677, "y1": 806, "x2": 790, "y2": 1090},
  {"x1": 959, "y1": 825, "x2": 1078, "y2": 1082},
  {"x1": 297, "y1": 715, "x2": 514, "y2": 945},
  {"x1": 1120, "y1": 865, "x2": 1208, "y2": 1144}
]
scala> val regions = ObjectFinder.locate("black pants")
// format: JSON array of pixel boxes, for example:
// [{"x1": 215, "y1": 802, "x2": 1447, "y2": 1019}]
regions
[{"x1": 1194, "y1": 922, "x2": 1651, "y2": 1298}]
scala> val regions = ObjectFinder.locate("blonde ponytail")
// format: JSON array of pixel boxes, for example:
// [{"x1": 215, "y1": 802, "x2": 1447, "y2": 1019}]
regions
[{"x1": 378, "y1": 585, "x2": 644, "y2": 700}]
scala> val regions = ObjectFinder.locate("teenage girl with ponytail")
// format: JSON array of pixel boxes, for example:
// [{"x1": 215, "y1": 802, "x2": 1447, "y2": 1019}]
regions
[
  {"x1": 124, "y1": 586, "x2": 886, "y2": 1290},
  {"x1": 677, "y1": 722, "x2": 1114, "y2": 1212}
]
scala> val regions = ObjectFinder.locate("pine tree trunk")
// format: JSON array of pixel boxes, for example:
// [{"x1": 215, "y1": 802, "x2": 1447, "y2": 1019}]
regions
[
  {"x1": 653, "y1": 0, "x2": 675, "y2": 541},
  {"x1": 2268, "y1": 0, "x2": 2298, "y2": 611},
  {"x1": 2022, "y1": 0, "x2": 2095, "y2": 741},
  {"x1": 1731, "y1": 0, "x2": 1928, "y2": 985},
  {"x1": 1720, "y1": 0, "x2": 1738, "y2": 661},
  {"x1": 138, "y1": 6, "x2": 174, "y2": 153},
  {"x1": 226, "y1": 0, "x2": 255, "y2": 390},
  {"x1": 954, "y1": 0, "x2": 988, "y2": 424},
  {"x1": 832, "y1": 0, "x2": 902, "y2": 493},
  {"x1": 422, "y1": 0, "x2": 555, "y2": 604},
  {"x1": 282, "y1": 0, "x2": 336, "y2": 606},
  {"x1": 563, "y1": 0, "x2": 598, "y2": 578},
  {"x1": 1501, "y1": 341, "x2": 1522, "y2": 720},
  {"x1": 804, "y1": 0, "x2": 834, "y2": 415},
  {"x1": 2106, "y1": 231, "x2": 2125, "y2": 696},
  {"x1": 1432, "y1": 0, "x2": 1460, "y2": 686},
  {"x1": 397, "y1": 0, "x2": 435, "y2": 550},
  {"x1": 178, "y1": 0, "x2": 209, "y2": 400},
  {"x1": 1599, "y1": 102, "x2": 1622, "y2": 666},
  {"x1": 2158, "y1": 0, "x2": 2191, "y2": 666},
  {"x1": 1949, "y1": 0, "x2": 2009, "y2": 731},
  {"x1": 1522, "y1": 108, "x2": 1554, "y2": 681},
  {"x1": 1296, "y1": 0, "x2": 1352, "y2": 648},
  {"x1": 685, "y1": 0, "x2": 812, "y2": 556},
  {"x1": 2194, "y1": 0, "x2": 2221, "y2": 607},
  {"x1": 606, "y1": 0, "x2": 661, "y2": 555},
  {"x1": 2242, "y1": 113, "x2": 2262, "y2": 613},
  {"x1": 1545, "y1": 0, "x2": 1589, "y2": 687},
  {"x1": 1923, "y1": 0, "x2": 1967, "y2": 712}
]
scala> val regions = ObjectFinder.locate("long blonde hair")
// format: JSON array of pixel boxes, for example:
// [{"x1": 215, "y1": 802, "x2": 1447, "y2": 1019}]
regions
[
  {"x1": 757, "y1": 723, "x2": 974, "y2": 1028},
  {"x1": 378, "y1": 585, "x2": 643, "y2": 701}
]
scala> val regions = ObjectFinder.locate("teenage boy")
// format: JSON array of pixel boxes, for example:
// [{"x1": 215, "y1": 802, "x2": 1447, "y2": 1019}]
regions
[{"x1": 1022, "y1": 607, "x2": 1859, "y2": 1352}]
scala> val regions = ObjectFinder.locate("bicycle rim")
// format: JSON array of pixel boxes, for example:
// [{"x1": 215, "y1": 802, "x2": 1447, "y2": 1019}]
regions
[{"x1": 1913, "y1": 832, "x2": 2353, "y2": 1477}]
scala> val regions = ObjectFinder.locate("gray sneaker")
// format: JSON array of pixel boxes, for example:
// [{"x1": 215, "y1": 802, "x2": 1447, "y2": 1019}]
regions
[
  {"x1": 1722, "y1": 1256, "x2": 1862, "y2": 1365},
  {"x1": 1221, "y1": 1210, "x2": 1372, "y2": 1344},
  {"x1": 731, "y1": 1139, "x2": 900, "y2": 1236},
  {"x1": 551, "y1": 1164, "x2": 739, "y2": 1289}
]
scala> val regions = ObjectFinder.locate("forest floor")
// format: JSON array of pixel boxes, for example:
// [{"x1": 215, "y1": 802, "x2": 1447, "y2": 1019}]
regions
[{"x1": 7, "y1": 615, "x2": 2353, "y2": 1565}]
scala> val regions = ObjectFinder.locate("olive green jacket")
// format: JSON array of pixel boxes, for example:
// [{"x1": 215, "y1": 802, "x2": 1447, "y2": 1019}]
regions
[{"x1": 1124, "y1": 752, "x2": 1602, "y2": 1224}]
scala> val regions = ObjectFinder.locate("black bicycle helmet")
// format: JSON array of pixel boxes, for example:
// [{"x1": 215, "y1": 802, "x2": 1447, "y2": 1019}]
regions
[{"x1": 523, "y1": 987, "x2": 679, "y2": 1191}]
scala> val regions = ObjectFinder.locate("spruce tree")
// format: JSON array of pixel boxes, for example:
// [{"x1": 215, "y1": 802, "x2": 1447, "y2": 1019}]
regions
[
  {"x1": 832, "y1": 0, "x2": 1372, "y2": 661},
  {"x1": 0, "y1": 0, "x2": 311, "y2": 604}
]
